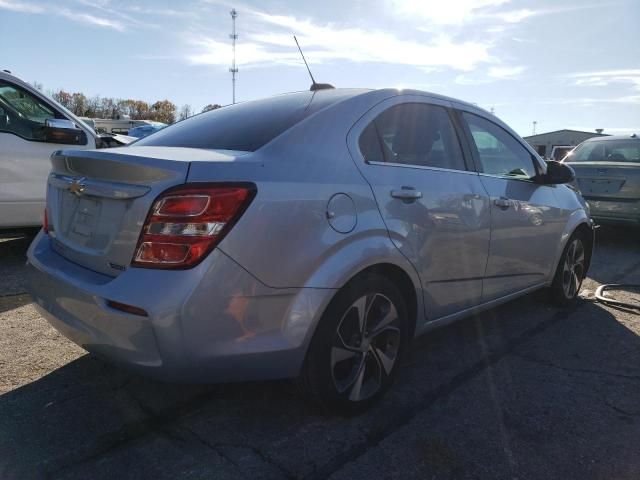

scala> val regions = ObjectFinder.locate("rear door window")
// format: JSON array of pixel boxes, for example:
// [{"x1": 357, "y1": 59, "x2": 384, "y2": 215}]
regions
[{"x1": 358, "y1": 103, "x2": 467, "y2": 171}]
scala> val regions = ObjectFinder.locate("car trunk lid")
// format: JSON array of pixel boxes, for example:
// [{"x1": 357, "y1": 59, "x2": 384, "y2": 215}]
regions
[
  {"x1": 567, "y1": 161, "x2": 640, "y2": 200},
  {"x1": 47, "y1": 146, "x2": 245, "y2": 276}
]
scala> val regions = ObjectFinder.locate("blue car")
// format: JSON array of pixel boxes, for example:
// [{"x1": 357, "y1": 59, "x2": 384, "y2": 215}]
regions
[{"x1": 127, "y1": 123, "x2": 166, "y2": 139}]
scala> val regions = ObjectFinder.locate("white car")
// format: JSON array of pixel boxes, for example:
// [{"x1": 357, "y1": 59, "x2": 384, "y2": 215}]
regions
[{"x1": 0, "y1": 70, "x2": 131, "y2": 230}]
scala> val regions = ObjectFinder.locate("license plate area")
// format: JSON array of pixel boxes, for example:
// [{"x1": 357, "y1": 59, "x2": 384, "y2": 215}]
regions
[
  {"x1": 70, "y1": 197, "x2": 101, "y2": 238},
  {"x1": 55, "y1": 189, "x2": 126, "y2": 252},
  {"x1": 578, "y1": 178, "x2": 624, "y2": 195}
]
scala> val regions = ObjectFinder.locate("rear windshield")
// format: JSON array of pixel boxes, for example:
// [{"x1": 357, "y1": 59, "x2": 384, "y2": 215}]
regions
[
  {"x1": 567, "y1": 139, "x2": 640, "y2": 163},
  {"x1": 135, "y1": 90, "x2": 353, "y2": 152}
]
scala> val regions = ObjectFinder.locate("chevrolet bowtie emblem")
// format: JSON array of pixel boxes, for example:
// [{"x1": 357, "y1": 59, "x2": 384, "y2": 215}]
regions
[{"x1": 69, "y1": 177, "x2": 86, "y2": 196}]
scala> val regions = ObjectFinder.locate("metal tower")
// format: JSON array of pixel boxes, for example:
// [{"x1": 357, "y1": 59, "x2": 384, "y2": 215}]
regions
[
  {"x1": 532, "y1": 120, "x2": 537, "y2": 135},
  {"x1": 229, "y1": 9, "x2": 238, "y2": 104}
]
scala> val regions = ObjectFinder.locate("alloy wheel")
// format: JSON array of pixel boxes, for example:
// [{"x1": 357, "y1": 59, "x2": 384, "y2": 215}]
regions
[
  {"x1": 330, "y1": 293, "x2": 401, "y2": 402},
  {"x1": 562, "y1": 238, "x2": 585, "y2": 299}
]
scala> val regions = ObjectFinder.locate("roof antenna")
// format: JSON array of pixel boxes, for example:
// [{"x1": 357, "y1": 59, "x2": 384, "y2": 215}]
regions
[{"x1": 294, "y1": 36, "x2": 334, "y2": 91}]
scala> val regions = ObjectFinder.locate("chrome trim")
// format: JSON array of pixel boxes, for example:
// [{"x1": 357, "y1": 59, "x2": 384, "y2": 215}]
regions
[
  {"x1": 366, "y1": 160, "x2": 478, "y2": 176},
  {"x1": 49, "y1": 174, "x2": 150, "y2": 199}
]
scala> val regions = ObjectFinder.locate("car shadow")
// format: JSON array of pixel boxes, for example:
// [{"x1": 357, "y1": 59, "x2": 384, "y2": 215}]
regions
[
  {"x1": 587, "y1": 224, "x2": 640, "y2": 285},
  {"x1": 1, "y1": 293, "x2": 639, "y2": 479},
  {"x1": 0, "y1": 234, "x2": 36, "y2": 312}
]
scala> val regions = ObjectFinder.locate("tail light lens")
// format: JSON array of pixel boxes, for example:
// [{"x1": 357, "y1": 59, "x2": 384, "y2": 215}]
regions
[
  {"x1": 132, "y1": 184, "x2": 255, "y2": 269},
  {"x1": 43, "y1": 208, "x2": 49, "y2": 234}
]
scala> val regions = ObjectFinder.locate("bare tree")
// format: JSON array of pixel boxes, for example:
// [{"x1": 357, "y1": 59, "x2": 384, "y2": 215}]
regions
[{"x1": 178, "y1": 104, "x2": 193, "y2": 121}]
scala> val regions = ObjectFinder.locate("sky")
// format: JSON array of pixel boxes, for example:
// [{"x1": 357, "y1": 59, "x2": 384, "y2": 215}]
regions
[{"x1": 1, "y1": 0, "x2": 638, "y2": 136}]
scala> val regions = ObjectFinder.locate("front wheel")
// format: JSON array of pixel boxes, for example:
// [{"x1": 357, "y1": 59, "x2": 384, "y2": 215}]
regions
[
  {"x1": 299, "y1": 274, "x2": 408, "y2": 415},
  {"x1": 549, "y1": 233, "x2": 587, "y2": 305}
]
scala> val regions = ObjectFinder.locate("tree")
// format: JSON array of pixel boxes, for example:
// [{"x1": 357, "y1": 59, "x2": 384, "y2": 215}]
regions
[
  {"x1": 178, "y1": 104, "x2": 193, "y2": 121},
  {"x1": 202, "y1": 104, "x2": 222, "y2": 113},
  {"x1": 150, "y1": 100, "x2": 176, "y2": 124},
  {"x1": 70, "y1": 92, "x2": 88, "y2": 116},
  {"x1": 31, "y1": 81, "x2": 43, "y2": 91},
  {"x1": 52, "y1": 90, "x2": 72, "y2": 109}
]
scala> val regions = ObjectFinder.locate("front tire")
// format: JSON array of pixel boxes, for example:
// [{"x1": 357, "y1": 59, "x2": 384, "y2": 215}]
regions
[
  {"x1": 549, "y1": 232, "x2": 587, "y2": 306},
  {"x1": 299, "y1": 274, "x2": 408, "y2": 415}
]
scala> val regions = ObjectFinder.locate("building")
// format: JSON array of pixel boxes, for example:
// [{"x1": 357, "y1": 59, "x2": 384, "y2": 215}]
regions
[{"x1": 523, "y1": 129, "x2": 608, "y2": 159}]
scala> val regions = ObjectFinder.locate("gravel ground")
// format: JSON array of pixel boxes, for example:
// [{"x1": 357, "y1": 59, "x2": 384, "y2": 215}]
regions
[{"x1": 1, "y1": 226, "x2": 639, "y2": 479}]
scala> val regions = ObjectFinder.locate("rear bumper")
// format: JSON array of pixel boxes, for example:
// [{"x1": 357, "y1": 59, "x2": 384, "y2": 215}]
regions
[
  {"x1": 26, "y1": 232, "x2": 334, "y2": 382},
  {"x1": 585, "y1": 197, "x2": 640, "y2": 224}
]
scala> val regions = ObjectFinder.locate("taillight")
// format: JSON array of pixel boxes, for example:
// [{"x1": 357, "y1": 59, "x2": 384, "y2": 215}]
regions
[
  {"x1": 132, "y1": 184, "x2": 255, "y2": 269},
  {"x1": 43, "y1": 208, "x2": 49, "y2": 234}
]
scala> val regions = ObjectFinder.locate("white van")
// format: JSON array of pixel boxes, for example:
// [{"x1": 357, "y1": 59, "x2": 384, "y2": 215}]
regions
[{"x1": 0, "y1": 70, "x2": 130, "y2": 230}]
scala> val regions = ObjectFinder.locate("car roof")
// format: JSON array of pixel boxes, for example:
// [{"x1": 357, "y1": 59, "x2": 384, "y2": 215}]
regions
[{"x1": 582, "y1": 134, "x2": 639, "y2": 142}]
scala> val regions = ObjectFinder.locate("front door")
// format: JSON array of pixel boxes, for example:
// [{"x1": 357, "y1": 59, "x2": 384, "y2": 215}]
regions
[
  {"x1": 348, "y1": 97, "x2": 491, "y2": 321},
  {"x1": 0, "y1": 79, "x2": 92, "y2": 227},
  {"x1": 459, "y1": 111, "x2": 566, "y2": 301}
]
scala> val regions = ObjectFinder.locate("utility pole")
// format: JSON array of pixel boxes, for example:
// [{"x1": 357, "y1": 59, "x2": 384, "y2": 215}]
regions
[
  {"x1": 532, "y1": 120, "x2": 537, "y2": 135},
  {"x1": 229, "y1": 9, "x2": 238, "y2": 104}
]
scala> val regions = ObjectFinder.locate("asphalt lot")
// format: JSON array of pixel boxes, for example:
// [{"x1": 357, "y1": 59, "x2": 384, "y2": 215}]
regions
[{"x1": 1, "y1": 226, "x2": 639, "y2": 479}]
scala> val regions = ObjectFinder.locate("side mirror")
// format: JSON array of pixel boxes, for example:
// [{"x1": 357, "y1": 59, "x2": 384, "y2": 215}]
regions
[
  {"x1": 44, "y1": 118, "x2": 88, "y2": 145},
  {"x1": 541, "y1": 160, "x2": 575, "y2": 185}
]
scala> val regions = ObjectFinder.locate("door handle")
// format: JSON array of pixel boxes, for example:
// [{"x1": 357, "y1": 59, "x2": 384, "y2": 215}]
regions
[
  {"x1": 391, "y1": 188, "x2": 423, "y2": 201},
  {"x1": 494, "y1": 197, "x2": 511, "y2": 209}
]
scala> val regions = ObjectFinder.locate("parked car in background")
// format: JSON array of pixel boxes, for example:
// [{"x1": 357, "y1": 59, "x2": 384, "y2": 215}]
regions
[
  {"x1": 27, "y1": 88, "x2": 593, "y2": 413},
  {"x1": 550, "y1": 145, "x2": 574, "y2": 161},
  {"x1": 563, "y1": 134, "x2": 640, "y2": 225},
  {"x1": 0, "y1": 70, "x2": 132, "y2": 230},
  {"x1": 127, "y1": 123, "x2": 167, "y2": 139},
  {"x1": 81, "y1": 117, "x2": 166, "y2": 136}
]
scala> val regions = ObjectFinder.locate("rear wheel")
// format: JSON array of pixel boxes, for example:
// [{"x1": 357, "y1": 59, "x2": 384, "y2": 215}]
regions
[
  {"x1": 299, "y1": 274, "x2": 408, "y2": 415},
  {"x1": 550, "y1": 232, "x2": 587, "y2": 305}
]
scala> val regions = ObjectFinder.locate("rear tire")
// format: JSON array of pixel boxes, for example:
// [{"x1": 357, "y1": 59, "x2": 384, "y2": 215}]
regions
[
  {"x1": 299, "y1": 274, "x2": 408, "y2": 415},
  {"x1": 549, "y1": 232, "x2": 587, "y2": 306}
]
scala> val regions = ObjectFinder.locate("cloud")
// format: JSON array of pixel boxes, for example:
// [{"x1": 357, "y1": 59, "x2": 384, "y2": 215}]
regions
[
  {"x1": 538, "y1": 95, "x2": 640, "y2": 106},
  {"x1": 567, "y1": 69, "x2": 640, "y2": 91},
  {"x1": 0, "y1": 0, "x2": 149, "y2": 30},
  {"x1": 188, "y1": 11, "x2": 493, "y2": 71},
  {"x1": 388, "y1": 0, "x2": 510, "y2": 25},
  {"x1": 0, "y1": 0, "x2": 43, "y2": 13},
  {"x1": 488, "y1": 65, "x2": 525, "y2": 79},
  {"x1": 455, "y1": 64, "x2": 525, "y2": 84},
  {"x1": 59, "y1": 9, "x2": 125, "y2": 31}
]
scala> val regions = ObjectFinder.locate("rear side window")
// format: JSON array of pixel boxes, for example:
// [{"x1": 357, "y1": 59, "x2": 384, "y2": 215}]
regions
[
  {"x1": 136, "y1": 91, "x2": 349, "y2": 152},
  {"x1": 568, "y1": 140, "x2": 640, "y2": 163},
  {"x1": 358, "y1": 103, "x2": 466, "y2": 171}
]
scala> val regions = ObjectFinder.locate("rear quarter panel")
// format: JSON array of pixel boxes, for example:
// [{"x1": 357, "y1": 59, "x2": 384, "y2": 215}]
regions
[{"x1": 187, "y1": 91, "x2": 425, "y2": 313}]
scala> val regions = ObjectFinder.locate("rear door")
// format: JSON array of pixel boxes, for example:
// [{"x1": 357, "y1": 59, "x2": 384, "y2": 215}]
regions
[
  {"x1": 348, "y1": 96, "x2": 491, "y2": 321},
  {"x1": 456, "y1": 109, "x2": 567, "y2": 301}
]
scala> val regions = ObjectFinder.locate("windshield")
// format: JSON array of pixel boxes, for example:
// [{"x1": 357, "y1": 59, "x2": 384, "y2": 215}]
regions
[
  {"x1": 566, "y1": 139, "x2": 640, "y2": 163},
  {"x1": 135, "y1": 90, "x2": 355, "y2": 152}
]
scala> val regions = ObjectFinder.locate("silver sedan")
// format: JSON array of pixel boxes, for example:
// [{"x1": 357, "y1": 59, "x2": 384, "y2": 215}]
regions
[
  {"x1": 27, "y1": 88, "x2": 594, "y2": 414},
  {"x1": 564, "y1": 134, "x2": 640, "y2": 225}
]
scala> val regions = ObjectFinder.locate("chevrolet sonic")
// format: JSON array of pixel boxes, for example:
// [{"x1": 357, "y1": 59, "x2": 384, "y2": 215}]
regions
[{"x1": 27, "y1": 88, "x2": 594, "y2": 413}]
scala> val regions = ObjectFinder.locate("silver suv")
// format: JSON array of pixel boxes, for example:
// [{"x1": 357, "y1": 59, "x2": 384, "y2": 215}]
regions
[{"x1": 27, "y1": 88, "x2": 593, "y2": 413}]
